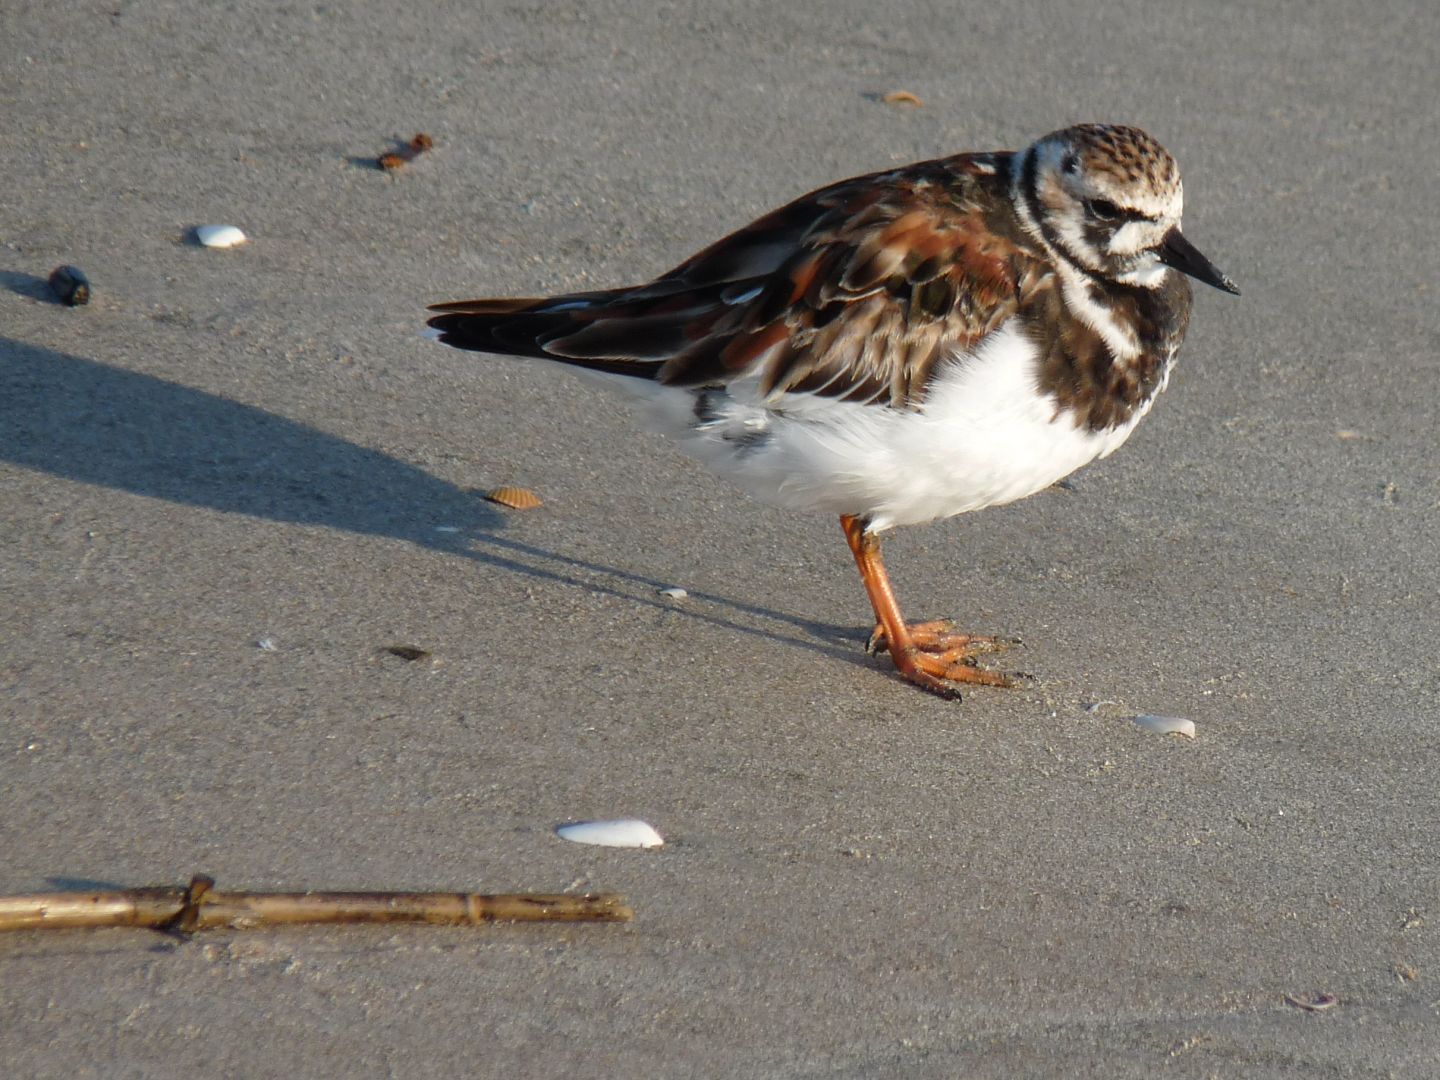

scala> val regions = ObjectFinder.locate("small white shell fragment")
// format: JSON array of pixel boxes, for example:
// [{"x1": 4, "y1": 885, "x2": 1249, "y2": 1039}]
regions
[
  {"x1": 1133, "y1": 714, "x2": 1196, "y2": 738},
  {"x1": 555, "y1": 818, "x2": 664, "y2": 849},
  {"x1": 255, "y1": 637, "x2": 277, "y2": 651},
  {"x1": 433, "y1": 525, "x2": 460, "y2": 534},
  {"x1": 195, "y1": 224, "x2": 247, "y2": 248},
  {"x1": 658, "y1": 586, "x2": 687, "y2": 599}
]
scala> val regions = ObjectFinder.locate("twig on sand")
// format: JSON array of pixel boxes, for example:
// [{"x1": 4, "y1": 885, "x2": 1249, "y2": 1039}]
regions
[{"x1": 0, "y1": 875, "x2": 633, "y2": 933}]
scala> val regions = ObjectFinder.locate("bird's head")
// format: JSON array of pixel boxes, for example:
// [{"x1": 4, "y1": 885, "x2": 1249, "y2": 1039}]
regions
[{"x1": 1016, "y1": 123, "x2": 1239, "y2": 295}]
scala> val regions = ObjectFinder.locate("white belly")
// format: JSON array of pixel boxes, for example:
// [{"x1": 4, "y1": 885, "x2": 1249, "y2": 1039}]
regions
[{"x1": 618, "y1": 323, "x2": 1162, "y2": 531}]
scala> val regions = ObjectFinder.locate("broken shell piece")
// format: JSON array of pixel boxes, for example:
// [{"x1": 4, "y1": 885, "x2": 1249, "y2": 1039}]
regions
[
  {"x1": 194, "y1": 224, "x2": 247, "y2": 249},
  {"x1": 377, "y1": 133, "x2": 434, "y2": 171},
  {"x1": 658, "y1": 587, "x2": 687, "y2": 600},
  {"x1": 485, "y1": 486, "x2": 542, "y2": 510},
  {"x1": 556, "y1": 819, "x2": 664, "y2": 849},
  {"x1": 1285, "y1": 991, "x2": 1338, "y2": 1012},
  {"x1": 1133, "y1": 715, "x2": 1196, "y2": 738},
  {"x1": 384, "y1": 644, "x2": 431, "y2": 662},
  {"x1": 881, "y1": 90, "x2": 924, "y2": 107}
]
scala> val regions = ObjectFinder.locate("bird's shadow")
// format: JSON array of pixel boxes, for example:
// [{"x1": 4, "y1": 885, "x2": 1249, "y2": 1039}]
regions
[{"x1": 0, "y1": 336, "x2": 861, "y2": 665}]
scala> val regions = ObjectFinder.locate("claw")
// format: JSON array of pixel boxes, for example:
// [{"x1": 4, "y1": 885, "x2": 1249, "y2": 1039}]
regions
[
  {"x1": 895, "y1": 666, "x2": 966, "y2": 701},
  {"x1": 864, "y1": 624, "x2": 889, "y2": 656}
]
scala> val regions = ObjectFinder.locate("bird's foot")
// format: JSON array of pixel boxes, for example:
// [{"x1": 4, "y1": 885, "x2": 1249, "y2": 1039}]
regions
[
  {"x1": 900, "y1": 652, "x2": 1022, "y2": 698},
  {"x1": 867, "y1": 620, "x2": 1027, "y2": 699},
  {"x1": 866, "y1": 619, "x2": 1021, "y2": 659}
]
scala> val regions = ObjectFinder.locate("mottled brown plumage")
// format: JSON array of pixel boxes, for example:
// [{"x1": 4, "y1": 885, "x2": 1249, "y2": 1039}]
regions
[{"x1": 432, "y1": 153, "x2": 1047, "y2": 411}]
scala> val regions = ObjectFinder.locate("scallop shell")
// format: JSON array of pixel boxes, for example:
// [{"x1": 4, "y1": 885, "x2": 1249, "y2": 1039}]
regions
[
  {"x1": 1133, "y1": 715, "x2": 1196, "y2": 738},
  {"x1": 195, "y1": 224, "x2": 247, "y2": 248},
  {"x1": 485, "y1": 486, "x2": 542, "y2": 510},
  {"x1": 555, "y1": 819, "x2": 664, "y2": 849}
]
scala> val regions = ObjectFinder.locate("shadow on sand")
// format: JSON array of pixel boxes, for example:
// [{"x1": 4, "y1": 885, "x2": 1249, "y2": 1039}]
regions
[{"x1": 1, "y1": 336, "x2": 859, "y2": 663}]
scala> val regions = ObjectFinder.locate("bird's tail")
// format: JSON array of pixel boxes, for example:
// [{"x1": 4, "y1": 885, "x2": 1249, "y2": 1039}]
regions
[{"x1": 427, "y1": 286, "x2": 707, "y2": 381}]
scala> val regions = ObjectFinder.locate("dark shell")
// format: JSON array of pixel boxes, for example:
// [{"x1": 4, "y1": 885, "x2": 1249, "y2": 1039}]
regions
[{"x1": 49, "y1": 265, "x2": 91, "y2": 306}]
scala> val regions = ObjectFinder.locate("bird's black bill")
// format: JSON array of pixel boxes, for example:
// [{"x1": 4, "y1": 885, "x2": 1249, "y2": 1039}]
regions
[{"x1": 1158, "y1": 228, "x2": 1240, "y2": 295}]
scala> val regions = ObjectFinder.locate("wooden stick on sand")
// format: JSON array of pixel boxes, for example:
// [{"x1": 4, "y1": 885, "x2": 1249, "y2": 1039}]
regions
[{"x1": 0, "y1": 875, "x2": 633, "y2": 933}]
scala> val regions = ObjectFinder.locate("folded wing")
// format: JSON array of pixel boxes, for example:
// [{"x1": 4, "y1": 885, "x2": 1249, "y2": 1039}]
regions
[{"x1": 427, "y1": 152, "x2": 1044, "y2": 410}]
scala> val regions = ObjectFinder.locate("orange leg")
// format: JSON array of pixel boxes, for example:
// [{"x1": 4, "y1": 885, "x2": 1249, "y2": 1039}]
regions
[{"x1": 840, "y1": 515, "x2": 1020, "y2": 699}]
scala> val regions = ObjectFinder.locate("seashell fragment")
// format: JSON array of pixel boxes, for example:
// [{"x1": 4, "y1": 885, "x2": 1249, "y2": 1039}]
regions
[
  {"x1": 658, "y1": 587, "x2": 687, "y2": 599},
  {"x1": 195, "y1": 224, "x2": 247, "y2": 249},
  {"x1": 377, "y1": 133, "x2": 434, "y2": 171},
  {"x1": 1285, "y1": 991, "x2": 1338, "y2": 1012},
  {"x1": 384, "y1": 644, "x2": 431, "y2": 662},
  {"x1": 49, "y1": 265, "x2": 91, "y2": 306},
  {"x1": 881, "y1": 90, "x2": 924, "y2": 107},
  {"x1": 1133, "y1": 714, "x2": 1196, "y2": 738},
  {"x1": 485, "y1": 486, "x2": 542, "y2": 510},
  {"x1": 556, "y1": 818, "x2": 664, "y2": 849}
]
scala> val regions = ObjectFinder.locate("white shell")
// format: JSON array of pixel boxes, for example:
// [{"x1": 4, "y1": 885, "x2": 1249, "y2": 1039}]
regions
[
  {"x1": 555, "y1": 818, "x2": 664, "y2": 848},
  {"x1": 1133, "y1": 714, "x2": 1196, "y2": 738},
  {"x1": 195, "y1": 224, "x2": 247, "y2": 248},
  {"x1": 658, "y1": 587, "x2": 687, "y2": 599}
]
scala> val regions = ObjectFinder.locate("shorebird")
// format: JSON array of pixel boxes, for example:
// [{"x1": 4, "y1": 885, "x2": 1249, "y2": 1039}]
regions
[{"x1": 427, "y1": 124, "x2": 1238, "y2": 697}]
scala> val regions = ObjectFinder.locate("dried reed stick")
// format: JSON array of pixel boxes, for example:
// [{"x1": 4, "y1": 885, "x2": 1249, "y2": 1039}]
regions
[{"x1": 0, "y1": 875, "x2": 633, "y2": 933}]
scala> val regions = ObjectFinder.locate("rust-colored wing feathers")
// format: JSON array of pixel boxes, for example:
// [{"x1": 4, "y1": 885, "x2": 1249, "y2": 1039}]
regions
[{"x1": 427, "y1": 152, "x2": 1042, "y2": 409}]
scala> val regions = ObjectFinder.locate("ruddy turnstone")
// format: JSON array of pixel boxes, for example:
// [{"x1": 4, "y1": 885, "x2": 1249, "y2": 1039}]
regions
[{"x1": 427, "y1": 124, "x2": 1238, "y2": 698}]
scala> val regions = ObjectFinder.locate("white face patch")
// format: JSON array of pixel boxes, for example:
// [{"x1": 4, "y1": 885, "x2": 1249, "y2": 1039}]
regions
[
  {"x1": 1116, "y1": 258, "x2": 1169, "y2": 288},
  {"x1": 1106, "y1": 218, "x2": 1170, "y2": 256}
]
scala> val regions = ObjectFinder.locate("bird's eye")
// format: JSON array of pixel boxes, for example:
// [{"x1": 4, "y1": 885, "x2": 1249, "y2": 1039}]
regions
[{"x1": 1087, "y1": 198, "x2": 1122, "y2": 221}]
